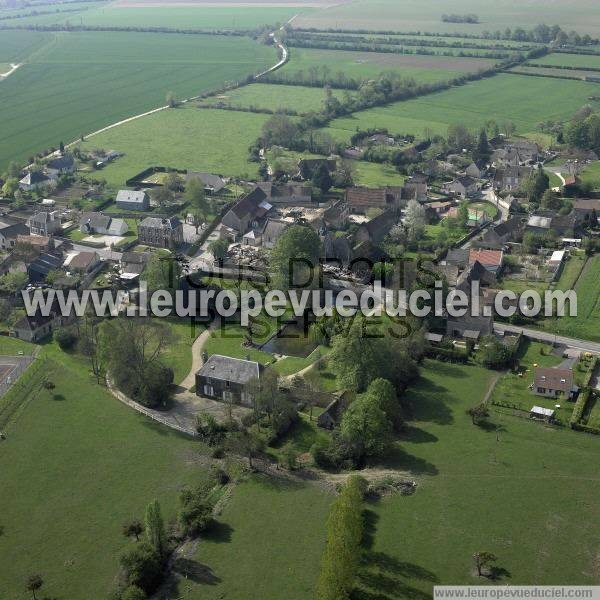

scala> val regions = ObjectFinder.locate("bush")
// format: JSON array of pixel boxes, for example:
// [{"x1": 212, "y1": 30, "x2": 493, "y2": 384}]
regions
[
  {"x1": 119, "y1": 542, "x2": 163, "y2": 595},
  {"x1": 54, "y1": 326, "x2": 78, "y2": 350},
  {"x1": 178, "y1": 488, "x2": 214, "y2": 536}
]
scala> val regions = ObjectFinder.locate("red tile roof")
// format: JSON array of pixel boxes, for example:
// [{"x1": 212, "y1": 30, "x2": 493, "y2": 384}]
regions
[{"x1": 469, "y1": 248, "x2": 503, "y2": 267}]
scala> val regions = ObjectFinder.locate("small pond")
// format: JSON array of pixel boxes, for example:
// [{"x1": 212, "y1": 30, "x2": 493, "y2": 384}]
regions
[{"x1": 261, "y1": 321, "x2": 318, "y2": 358}]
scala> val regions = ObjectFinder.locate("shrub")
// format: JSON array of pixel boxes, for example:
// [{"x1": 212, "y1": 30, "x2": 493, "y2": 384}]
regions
[
  {"x1": 120, "y1": 585, "x2": 147, "y2": 600},
  {"x1": 178, "y1": 488, "x2": 214, "y2": 536}
]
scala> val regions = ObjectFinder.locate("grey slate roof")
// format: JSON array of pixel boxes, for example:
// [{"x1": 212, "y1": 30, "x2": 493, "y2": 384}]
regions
[
  {"x1": 139, "y1": 216, "x2": 182, "y2": 230},
  {"x1": 46, "y1": 154, "x2": 75, "y2": 171},
  {"x1": 196, "y1": 354, "x2": 260, "y2": 385},
  {"x1": 116, "y1": 189, "x2": 146, "y2": 204}
]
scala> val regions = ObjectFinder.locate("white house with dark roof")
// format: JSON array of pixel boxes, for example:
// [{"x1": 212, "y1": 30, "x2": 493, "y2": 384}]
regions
[
  {"x1": 19, "y1": 171, "x2": 56, "y2": 191},
  {"x1": 195, "y1": 354, "x2": 261, "y2": 406}
]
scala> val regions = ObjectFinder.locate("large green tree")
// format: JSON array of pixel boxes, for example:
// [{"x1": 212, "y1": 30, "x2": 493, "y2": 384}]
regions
[
  {"x1": 145, "y1": 499, "x2": 167, "y2": 558},
  {"x1": 270, "y1": 224, "x2": 322, "y2": 290}
]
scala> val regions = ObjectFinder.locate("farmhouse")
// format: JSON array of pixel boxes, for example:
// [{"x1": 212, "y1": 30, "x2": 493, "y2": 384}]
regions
[
  {"x1": 468, "y1": 248, "x2": 503, "y2": 274},
  {"x1": 345, "y1": 186, "x2": 403, "y2": 213},
  {"x1": 446, "y1": 313, "x2": 494, "y2": 340},
  {"x1": 465, "y1": 160, "x2": 487, "y2": 179},
  {"x1": 27, "y1": 251, "x2": 64, "y2": 282},
  {"x1": 222, "y1": 187, "x2": 272, "y2": 234},
  {"x1": 66, "y1": 251, "x2": 100, "y2": 273},
  {"x1": 256, "y1": 182, "x2": 312, "y2": 205},
  {"x1": 185, "y1": 172, "x2": 226, "y2": 195},
  {"x1": 533, "y1": 366, "x2": 576, "y2": 400},
  {"x1": 116, "y1": 190, "x2": 149, "y2": 211},
  {"x1": 27, "y1": 211, "x2": 61, "y2": 236},
  {"x1": 16, "y1": 234, "x2": 51, "y2": 251},
  {"x1": 79, "y1": 212, "x2": 128, "y2": 236},
  {"x1": 260, "y1": 219, "x2": 289, "y2": 249},
  {"x1": 0, "y1": 220, "x2": 29, "y2": 250},
  {"x1": 443, "y1": 176, "x2": 479, "y2": 198},
  {"x1": 444, "y1": 248, "x2": 470, "y2": 268},
  {"x1": 46, "y1": 154, "x2": 75, "y2": 176},
  {"x1": 12, "y1": 297, "x2": 74, "y2": 342},
  {"x1": 494, "y1": 166, "x2": 533, "y2": 191},
  {"x1": 476, "y1": 216, "x2": 523, "y2": 249},
  {"x1": 456, "y1": 260, "x2": 497, "y2": 292},
  {"x1": 19, "y1": 171, "x2": 56, "y2": 191},
  {"x1": 195, "y1": 354, "x2": 260, "y2": 406},
  {"x1": 138, "y1": 217, "x2": 183, "y2": 249},
  {"x1": 120, "y1": 251, "x2": 150, "y2": 279},
  {"x1": 353, "y1": 210, "x2": 396, "y2": 244},
  {"x1": 402, "y1": 174, "x2": 428, "y2": 201}
]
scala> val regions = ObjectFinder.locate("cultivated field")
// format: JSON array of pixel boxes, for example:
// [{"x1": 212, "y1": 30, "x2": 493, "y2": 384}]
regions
[
  {"x1": 281, "y1": 46, "x2": 497, "y2": 83},
  {"x1": 293, "y1": 0, "x2": 600, "y2": 36},
  {"x1": 323, "y1": 74, "x2": 600, "y2": 142},
  {"x1": 77, "y1": 106, "x2": 270, "y2": 186},
  {"x1": 0, "y1": 31, "x2": 274, "y2": 170},
  {"x1": 41, "y1": 3, "x2": 312, "y2": 29},
  {"x1": 0, "y1": 29, "x2": 53, "y2": 63},
  {"x1": 197, "y1": 82, "x2": 350, "y2": 113}
]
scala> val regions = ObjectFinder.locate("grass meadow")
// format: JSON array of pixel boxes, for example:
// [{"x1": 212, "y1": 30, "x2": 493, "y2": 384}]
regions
[
  {"x1": 0, "y1": 30, "x2": 274, "y2": 170},
  {"x1": 155, "y1": 359, "x2": 600, "y2": 598},
  {"x1": 198, "y1": 82, "x2": 350, "y2": 114},
  {"x1": 281, "y1": 46, "x2": 496, "y2": 83},
  {"x1": 323, "y1": 74, "x2": 600, "y2": 142},
  {"x1": 536, "y1": 255, "x2": 600, "y2": 342},
  {"x1": 77, "y1": 106, "x2": 270, "y2": 186},
  {"x1": 0, "y1": 340, "x2": 207, "y2": 600},
  {"x1": 529, "y1": 53, "x2": 600, "y2": 70},
  {"x1": 580, "y1": 160, "x2": 600, "y2": 190},
  {"x1": 294, "y1": 0, "x2": 600, "y2": 36}
]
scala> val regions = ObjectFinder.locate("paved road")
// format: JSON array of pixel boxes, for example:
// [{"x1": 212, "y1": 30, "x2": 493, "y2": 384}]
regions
[{"x1": 494, "y1": 323, "x2": 600, "y2": 354}]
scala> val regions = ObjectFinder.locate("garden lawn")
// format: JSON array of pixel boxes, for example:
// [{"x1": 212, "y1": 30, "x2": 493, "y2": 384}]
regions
[
  {"x1": 198, "y1": 83, "x2": 349, "y2": 114},
  {"x1": 161, "y1": 319, "x2": 202, "y2": 384},
  {"x1": 77, "y1": 107, "x2": 271, "y2": 187},
  {"x1": 204, "y1": 322, "x2": 274, "y2": 365},
  {"x1": 0, "y1": 30, "x2": 275, "y2": 170},
  {"x1": 280, "y1": 46, "x2": 495, "y2": 83},
  {"x1": 489, "y1": 341, "x2": 571, "y2": 422},
  {"x1": 0, "y1": 344, "x2": 205, "y2": 600},
  {"x1": 360, "y1": 359, "x2": 600, "y2": 597},
  {"x1": 579, "y1": 160, "x2": 600, "y2": 191},
  {"x1": 350, "y1": 159, "x2": 406, "y2": 186},
  {"x1": 323, "y1": 74, "x2": 600, "y2": 142},
  {"x1": 272, "y1": 345, "x2": 331, "y2": 376}
]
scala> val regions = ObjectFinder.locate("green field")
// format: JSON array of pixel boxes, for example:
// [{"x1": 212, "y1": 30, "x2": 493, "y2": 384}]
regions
[
  {"x1": 198, "y1": 82, "x2": 350, "y2": 114},
  {"x1": 0, "y1": 346, "x2": 205, "y2": 600},
  {"x1": 294, "y1": 0, "x2": 600, "y2": 36},
  {"x1": 0, "y1": 1, "x2": 108, "y2": 25},
  {"x1": 510, "y1": 65, "x2": 600, "y2": 80},
  {"x1": 282, "y1": 46, "x2": 496, "y2": 83},
  {"x1": 350, "y1": 159, "x2": 406, "y2": 186},
  {"x1": 42, "y1": 4, "x2": 311, "y2": 29},
  {"x1": 536, "y1": 255, "x2": 600, "y2": 342},
  {"x1": 0, "y1": 29, "x2": 53, "y2": 62},
  {"x1": 323, "y1": 74, "x2": 600, "y2": 142},
  {"x1": 164, "y1": 358, "x2": 600, "y2": 598},
  {"x1": 0, "y1": 30, "x2": 274, "y2": 170},
  {"x1": 529, "y1": 52, "x2": 600, "y2": 69},
  {"x1": 77, "y1": 106, "x2": 269, "y2": 186},
  {"x1": 580, "y1": 160, "x2": 600, "y2": 190}
]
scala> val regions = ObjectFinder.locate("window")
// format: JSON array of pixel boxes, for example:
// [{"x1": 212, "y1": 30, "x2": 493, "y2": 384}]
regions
[{"x1": 537, "y1": 387, "x2": 546, "y2": 393}]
